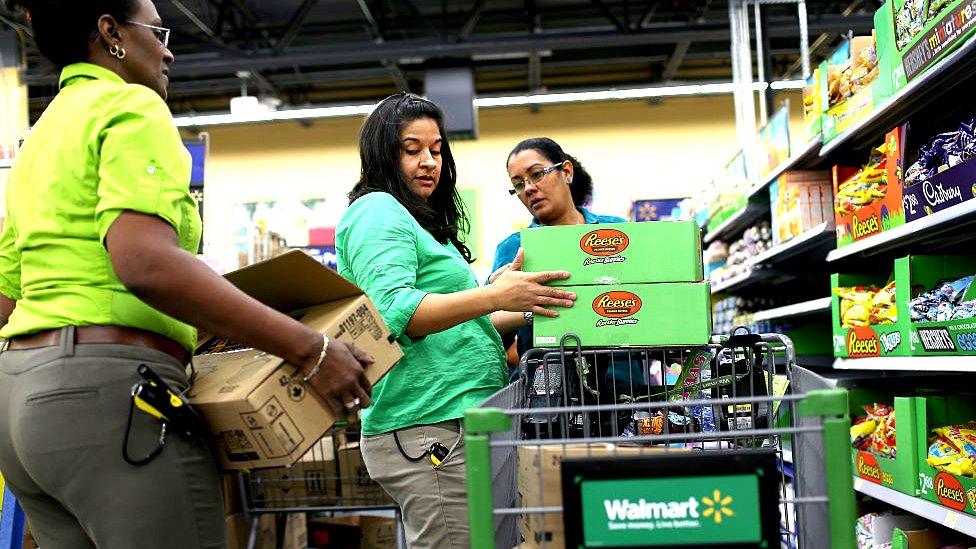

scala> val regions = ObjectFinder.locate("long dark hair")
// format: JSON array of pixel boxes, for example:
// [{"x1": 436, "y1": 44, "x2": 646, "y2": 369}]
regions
[
  {"x1": 508, "y1": 137, "x2": 594, "y2": 206},
  {"x1": 4, "y1": 0, "x2": 139, "y2": 68},
  {"x1": 349, "y1": 92, "x2": 473, "y2": 263}
]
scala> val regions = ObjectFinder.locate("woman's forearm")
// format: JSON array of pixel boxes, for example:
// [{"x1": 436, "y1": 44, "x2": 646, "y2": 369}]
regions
[
  {"x1": 405, "y1": 285, "x2": 499, "y2": 338},
  {"x1": 106, "y1": 212, "x2": 320, "y2": 367}
]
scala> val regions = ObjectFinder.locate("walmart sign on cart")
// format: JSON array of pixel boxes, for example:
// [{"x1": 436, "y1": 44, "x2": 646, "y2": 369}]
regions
[{"x1": 582, "y1": 475, "x2": 762, "y2": 546}]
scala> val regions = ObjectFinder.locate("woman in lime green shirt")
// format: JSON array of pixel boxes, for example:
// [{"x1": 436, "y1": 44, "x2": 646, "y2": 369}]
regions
[
  {"x1": 337, "y1": 92, "x2": 577, "y2": 548},
  {"x1": 0, "y1": 2, "x2": 372, "y2": 547}
]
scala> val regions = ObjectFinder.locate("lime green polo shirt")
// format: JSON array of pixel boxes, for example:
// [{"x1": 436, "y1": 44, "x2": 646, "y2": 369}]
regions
[
  {"x1": 0, "y1": 63, "x2": 202, "y2": 351},
  {"x1": 336, "y1": 192, "x2": 507, "y2": 435}
]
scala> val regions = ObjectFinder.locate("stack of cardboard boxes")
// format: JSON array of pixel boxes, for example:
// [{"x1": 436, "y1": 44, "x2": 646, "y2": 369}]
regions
[
  {"x1": 521, "y1": 221, "x2": 710, "y2": 348},
  {"x1": 185, "y1": 250, "x2": 403, "y2": 547}
]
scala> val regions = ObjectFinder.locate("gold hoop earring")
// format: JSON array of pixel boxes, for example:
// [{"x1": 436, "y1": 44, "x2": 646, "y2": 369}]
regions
[{"x1": 109, "y1": 44, "x2": 126, "y2": 60}]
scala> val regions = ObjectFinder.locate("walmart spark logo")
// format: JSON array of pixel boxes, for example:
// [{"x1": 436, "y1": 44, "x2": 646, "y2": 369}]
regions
[{"x1": 701, "y1": 490, "x2": 734, "y2": 524}]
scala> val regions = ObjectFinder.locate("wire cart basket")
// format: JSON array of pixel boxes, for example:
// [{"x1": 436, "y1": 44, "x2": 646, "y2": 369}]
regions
[
  {"x1": 235, "y1": 422, "x2": 404, "y2": 549},
  {"x1": 464, "y1": 332, "x2": 856, "y2": 548}
]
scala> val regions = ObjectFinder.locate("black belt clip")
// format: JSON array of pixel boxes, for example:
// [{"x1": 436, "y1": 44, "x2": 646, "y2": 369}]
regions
[{"x1": 123, "y1": 364, "x2": 204, "y2": 466}]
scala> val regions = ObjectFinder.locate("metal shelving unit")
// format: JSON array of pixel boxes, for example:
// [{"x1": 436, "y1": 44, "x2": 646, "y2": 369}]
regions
[
  {"x1": 832, "y1": 356, "x2": 976, "y2": 373},
  {"x1": 752, "y1": 297, "x2": 831, "y2": 323},
  {"x1": 827, "y1": 199, "x2": 976, "y2": 262},
  {"x1": 702, "y1": 201, "x2": 766, "y2": 244},
  {"x1": 820, "y1": 33, "x2": 976, "y2": 157},
  {"x1": 749, "y1": 221, "x2": 834, "y2": 266},
  {"x1": 854, "y1": 478, "x2": 976, "y2": 538},
  {"x1": 747, "y1": 138, "x2": 824, "y2": 200}
]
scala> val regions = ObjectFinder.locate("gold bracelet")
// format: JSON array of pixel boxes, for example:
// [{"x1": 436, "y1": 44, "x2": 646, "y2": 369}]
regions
[{"x1": 302, "y1": 335, "x2": 329, "y2": 383}]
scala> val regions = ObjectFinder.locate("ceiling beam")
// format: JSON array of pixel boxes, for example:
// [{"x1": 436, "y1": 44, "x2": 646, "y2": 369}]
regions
[
  {"x1": 590, "y1": 0, "x2": 629, "y2": 33},
  {"x1": 120, "y1": 14, "x2": 871, "y2": 79},
  {"x1": 661, "y1": 39, "x2": 690, "y2": 81},
  {"x1": 274, "y1": 0, "x2": 318, "y2": 55},
  {"x1": 458, "y1": 0, "x2": 488, "y2": 40},
  {"x1": 356, "y1": 0, "x2": 410, "y2": 91}
]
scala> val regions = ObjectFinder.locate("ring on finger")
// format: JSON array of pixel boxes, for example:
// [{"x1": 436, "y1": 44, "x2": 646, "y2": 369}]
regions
[{"x1": 344, "y1": 397, "x2": 361, "y2": 410}]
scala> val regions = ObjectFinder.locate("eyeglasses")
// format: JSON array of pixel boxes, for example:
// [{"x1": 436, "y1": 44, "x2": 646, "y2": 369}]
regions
[
  {"x1": 509, "y1": 163, "x2": 565, "y2": 196},
  {"x1": 127, "y1": 21, "x2": 170, "y2": 48}
]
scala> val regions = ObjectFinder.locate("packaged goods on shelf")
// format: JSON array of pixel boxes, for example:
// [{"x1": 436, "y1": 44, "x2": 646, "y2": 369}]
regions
[
  {"x1": 769, "y1": 171, "x2": 835, "y2": 245},
  {"x1": 703, "y1": 240, "x2": 728, "y2": 278},
  {"x1": 520, "y1": 221, "x2": 703, "y2": 285},
  {"x1": 835, "y1": 281, "x2": 898, "y2": 328},
  {"x1": 189, "y1": 251, "x2": 403, "y2": 469},
  {"x1": 712, "y1": 295, "x2": 778, "y2": 335},
  {"x1": 902, "y1": 116, "x2": 976, "y2": 222},
  {"x1": 911, "y1": 395, "x2": 976, "y2": 517},
  {"x1": 875, "y1": 0, "x2": 976, "y2": 92},
  {"x1": 802, "y1": 67, "x2": 824, "y2": 141},
  {"x1": 852, "y1": 403, "x2": 897, "y2": 459},
  {"x1": 849, "y1": 394, "x2": 920, "y2": 495},
  {"x1": 821, "y1": 34, "x2": 892, "y2": 142},
  {"x1": 708, "y1": 222, "x2": 772, "y2": 285},
  {"x1": 834, "y1": 126, "x2": 907, "y2": 248},
  {"x1": 831, "y1": 255, "x2": 976, "y2": 358}
]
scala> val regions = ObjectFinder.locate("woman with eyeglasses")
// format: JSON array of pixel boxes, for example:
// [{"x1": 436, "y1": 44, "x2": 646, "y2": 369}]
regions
[
  {"x1": 0, "y1": 1, "x2": 374, "y2": 546},
  {"x1": 490, "y1": 137, "x2": 627, "y2": 360},
  {"x1": 337, "y1": 93, "x2": 576, "y2": 548}
]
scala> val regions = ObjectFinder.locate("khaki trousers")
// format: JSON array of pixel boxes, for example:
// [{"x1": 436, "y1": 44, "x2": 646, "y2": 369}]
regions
[
  {"x1": 361, "y1": 420, "x2": 469, "y2": 549},
  {"x1": 0, "y1": 327, "x2": 225, "y2": 548}
]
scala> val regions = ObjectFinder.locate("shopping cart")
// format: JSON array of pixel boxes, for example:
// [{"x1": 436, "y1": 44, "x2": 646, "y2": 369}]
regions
[
  {"x1": 464, "y1": 332, "x2": 856, "y2": 548},
  {"x1": 236, "y1": 422, "x2": 404, "y2": 548}
]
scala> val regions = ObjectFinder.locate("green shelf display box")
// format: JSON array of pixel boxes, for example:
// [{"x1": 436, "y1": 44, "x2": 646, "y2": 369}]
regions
[
  {"x1": 910, "y1": 395, "x2": 976, "y2": 516},
  {"x1": 875, "y1": 0, "x2": 976, "y2": 95},
  {"x1": 520, "y1": 221, "x2": 703, "y2": 286},
  {"x1": 532, "y1": 282, "x2": 711, "y2": 348},
  {"x1": 849, "y1": 392, "x2": 920, "y2": 496},
  {"x1": 831, "y1": 255, "x2": 976, "y2": 358}
]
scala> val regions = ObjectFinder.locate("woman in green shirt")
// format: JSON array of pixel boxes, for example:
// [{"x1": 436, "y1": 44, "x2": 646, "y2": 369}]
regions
[
  {"x1": 337, "y1": 93, "x2": 576, "y2": 548},
  {"x1": 0, "y1": 2, "x2": 372, "y2": 547}
]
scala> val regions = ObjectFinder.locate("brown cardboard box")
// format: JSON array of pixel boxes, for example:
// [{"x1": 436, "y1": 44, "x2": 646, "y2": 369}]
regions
[
  {"x1": 282, "y1": 513, "x2": 308, "y2": 549},
  {"x1": 189, "y1": 251, "x2": 403, "y2": 470},
  {"x1": 249, "y1": 436, "x2": 340, "y2": 507},
  {"x1": 517, "y1": 443, "x2": 681, "y2": 548},
  {"x1": 256, "y1": 514, "x2": 277, "y2": 549},
  {"x1": 308, "y1": 515, "x2": 397, "y2": 549},
  {"x1": 359, "y1": 516, "x2": 397, "y2": 549},
  {"x1": 222, "y1": 473, "x2": 242, "y2": 514},
  {"x1": 337, "y1": 442, "x2": 395, "y2": 506},
  {"x1": 225, "y1": 513, "x2": 251, "y2": 549}
]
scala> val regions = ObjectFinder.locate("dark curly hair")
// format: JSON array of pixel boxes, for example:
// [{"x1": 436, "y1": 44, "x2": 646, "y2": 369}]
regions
[
  {"x1": 4, "y1": 0, "x2": 139, "y2": 68},
  {"x1": 348, "y1": 92, "x2": 473, "y2": 263},
  {"x1": 508, "y1": 137, "x2": 594, "y2": 206}
]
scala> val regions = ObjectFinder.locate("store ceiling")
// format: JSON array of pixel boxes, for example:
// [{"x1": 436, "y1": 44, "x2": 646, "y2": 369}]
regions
[{"x1": 2, "y1": 0, "x2": 880, "y2": 118}]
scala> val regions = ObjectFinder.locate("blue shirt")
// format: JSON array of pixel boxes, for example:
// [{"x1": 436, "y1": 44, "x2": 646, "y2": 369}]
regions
[{"x1": 488, "y1": 207, "x2": 627, "y2": 360}]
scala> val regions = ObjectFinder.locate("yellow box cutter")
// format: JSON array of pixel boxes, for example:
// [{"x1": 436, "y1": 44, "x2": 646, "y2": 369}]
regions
[{"x1": 130, "y1": 364, "x2": 203, "y2": 439}]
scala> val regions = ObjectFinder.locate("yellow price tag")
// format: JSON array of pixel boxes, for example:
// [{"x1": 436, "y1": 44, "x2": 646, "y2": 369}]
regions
[{"x1": 943, "y1": 511, "x2": 960, "y2": 529}]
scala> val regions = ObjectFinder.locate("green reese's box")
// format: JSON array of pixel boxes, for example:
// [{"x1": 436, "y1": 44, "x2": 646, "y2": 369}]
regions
[
  {"x1": 533, "y1": 283, "x2": 711, "y2": 348},
  {"x1": 520, "y1": 221, "x2": 703, "y2": 286}
]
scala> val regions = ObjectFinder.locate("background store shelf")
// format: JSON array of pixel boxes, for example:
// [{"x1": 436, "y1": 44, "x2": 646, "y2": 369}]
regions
[
  {"x1": 752, "y1": 297, "x2": 831, "y2": 322},
  {"x1": 826, "y1": 199, "x2": 976, "y2": 262},
  {"x1": 820, "y1": 34, "x2": 976, "y2": 157},
  {"x1": 854, "y1": 477, "x2": 976, "y2": 538},
  {"x1": 833, "y1": 356, "x2": 976, "y2": 373},
  {"x1": 747, "y1": 139, "x2": 824, "y2": 200},
  {"x1": 703, "y1": 202, "x2": 767, "y2": 244},
  {"x1": 748, "y1": 222, "x2": 834, "y2": 266}
]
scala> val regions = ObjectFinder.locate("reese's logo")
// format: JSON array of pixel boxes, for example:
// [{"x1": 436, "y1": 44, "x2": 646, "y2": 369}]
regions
[
  {"x1": 856, "y1": 452, "x2": 882, "y2": 484},
  {"x1": 580, "y1": 229, "x2": 629, "y2": 257},
  {"x1": 593, "y1": 291, "x2": 642, "y2": 327},
  {"x1": 935, "y1": 472, "x2": 967, "y2": 511},
  {"x1": 851, "y1": 210, "x2": 881, "y2": 240},
  {"x1": 847, "y1": 327, "x2": 880, "y2": 358}
]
